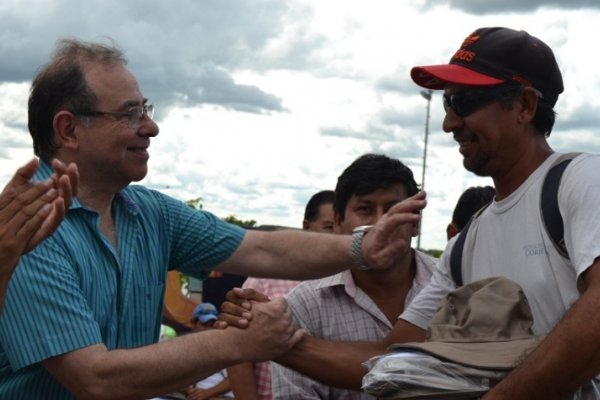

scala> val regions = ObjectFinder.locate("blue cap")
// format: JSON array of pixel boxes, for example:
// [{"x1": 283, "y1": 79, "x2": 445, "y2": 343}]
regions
[{"x1": 192, "y1": 302, "x2": 218, "y2": 324}]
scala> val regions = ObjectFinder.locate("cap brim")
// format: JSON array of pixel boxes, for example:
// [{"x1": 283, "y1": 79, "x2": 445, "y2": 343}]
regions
[
  {"x1": 390, "y1": 337, "x2": 541, "y2": 370},
  {"x1": 411, "y1": 64, "x2": 505, "y2": 90},
  {"x1": 198, "y1": 315, "x2": 218, "y2": 323}
]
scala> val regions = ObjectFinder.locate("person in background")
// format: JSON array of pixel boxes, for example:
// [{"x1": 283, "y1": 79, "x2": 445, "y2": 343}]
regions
[
  {"x1": 0, "y1": 158, "x2": 78, "y2": 311},
  {"x1": 183, "y1": 303, "x2": 235, "y2": 400},
  {"x1": 446, "y1": 185, "x2": 495, "y2": 240},
  {"x1": 302, "y1": 190, "x2": 335, "y2": 233},
  {"x1": 0, "y1": 38, "x2": 424, "y2": 399},
  {"x1": 270, "y1": 154, "x2": 436, "y2": 399},
  {"x1": 153, "y1": 303, "x2": 234, "y2": 400},
  {"x1": 227, "y1": 189, "x2": 335, "y2": 400}
]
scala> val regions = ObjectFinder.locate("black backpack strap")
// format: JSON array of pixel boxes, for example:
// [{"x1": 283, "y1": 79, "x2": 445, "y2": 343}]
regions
[
  {"x1": 449, "y1": 221, "x2": 469, "y2": 287},
  {"x1": 450, "y1": 153, "x2": 581, "y2": 286},
  {"x1": 449, "y1": 202, "x2": 491, "y2": 287},
  {"x1": 540, "y1": 152, "x2": 581, "y2": 260}
]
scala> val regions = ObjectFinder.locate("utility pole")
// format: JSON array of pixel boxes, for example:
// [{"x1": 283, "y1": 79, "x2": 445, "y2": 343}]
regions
[{"x1": 417, "y1": 89, "x2": 432, "y2": 250}]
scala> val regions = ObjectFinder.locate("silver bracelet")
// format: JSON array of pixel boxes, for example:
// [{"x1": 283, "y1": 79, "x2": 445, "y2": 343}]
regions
[{"x1": 352, "y1": 225, "x2": 373, "y2": 271}]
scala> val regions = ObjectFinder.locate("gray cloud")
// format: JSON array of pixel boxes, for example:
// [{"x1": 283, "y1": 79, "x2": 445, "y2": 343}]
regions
[
  {"x1": 556, "y1": 103, "x2": 600, "y2": 133},
  {"x1": 0, "y1": 0, "x2": 321, "y2": 115},
  {"x1": 424, "y1": 0, "x2": 600, "y2": 14}
]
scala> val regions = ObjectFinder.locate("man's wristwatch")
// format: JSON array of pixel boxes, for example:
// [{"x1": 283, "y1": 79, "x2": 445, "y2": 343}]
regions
[{"x1": 352, "y1": 225, "x2": 373, "y2": 271}]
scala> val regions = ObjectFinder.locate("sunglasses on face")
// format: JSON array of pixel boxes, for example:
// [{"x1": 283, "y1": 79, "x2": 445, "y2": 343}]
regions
[{"x1": 443, "y1": 84, "x2": 527, "y2": 118}]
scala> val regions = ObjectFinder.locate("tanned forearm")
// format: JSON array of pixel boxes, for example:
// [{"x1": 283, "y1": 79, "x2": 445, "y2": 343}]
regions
[
  {"x1": 43, "y1": 328, "x2": 248, "y2": 400},
  {"x1": 275, "y1": 335, "x2": 389, "y2": 390},
  {"x1": 485, "y1": 264, "x2": 600, "y2": 399},
  {"x1": 274, "y1": 319, "x2": 426, "y2": 390},
  {"x1": 219, "y1": 193, "x2": 426, "y2": 280},
  {"x1": 42, "y1": 298, "x2": 300, "y2": 400}
]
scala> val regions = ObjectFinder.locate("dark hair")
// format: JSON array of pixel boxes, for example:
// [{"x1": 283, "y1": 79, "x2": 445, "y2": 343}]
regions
[
  {"x1": 451, "y1": 186, "x2": 495, "y2": 230},
  {"x1": 531, "y1": 99, "x2": 556, "y2": 137},
  {"x1": 497, "y1": 84, "x2": 556, "y2": 137},
  {"x1": 304, "y1": 190, "x2": 335, "y2": 221},
  {"x1": 28, "y1": 38, "x2": 127, "y2": 161},
  {"x1": 334, "y1": 153, "x2": 418, "y2": 220}
]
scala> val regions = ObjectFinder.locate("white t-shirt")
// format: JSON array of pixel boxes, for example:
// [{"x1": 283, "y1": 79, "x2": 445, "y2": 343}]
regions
[{"x1": 401, "y1": 153, "x2": 600, "y2": 335}]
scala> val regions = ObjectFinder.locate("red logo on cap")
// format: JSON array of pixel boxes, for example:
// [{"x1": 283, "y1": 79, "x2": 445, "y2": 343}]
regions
[
  {"x1": 452, "y1": 33, "x2": 480, "y2": 63},
  {"x1": 461, "y1": 33, "x2": 480, "y2": 48}
]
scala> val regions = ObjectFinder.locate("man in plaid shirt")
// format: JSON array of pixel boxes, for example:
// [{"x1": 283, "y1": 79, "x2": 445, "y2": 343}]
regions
[{"x1": 227, "y1": 190, "x2": 335, "y2": 399}]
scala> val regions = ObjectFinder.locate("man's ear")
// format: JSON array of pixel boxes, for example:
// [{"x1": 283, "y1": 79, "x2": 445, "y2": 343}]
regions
[
  {"x1": 446, "y1": 223, "x2": 459, "y2": 241},
  {"x1": 302, "y1": 219, "x2": 310, "y2": 230},
  {"x1": 53, "y1": 110, "x2": 80, "y2": 151},
  {"x1": 333, "y1": 210, "x2": 343, "y2": 234},
  {"x1": 517, "y1": 88, "x2": 539, "y2": 125}
]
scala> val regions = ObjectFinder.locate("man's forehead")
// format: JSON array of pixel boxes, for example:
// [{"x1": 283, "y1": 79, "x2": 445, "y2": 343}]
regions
[
  {"x1": 83, "y1": 61, "x2": 144, "y2": 106},
  {"x1": 351, "y1": 185, "x2": 408, "y2": 201}
]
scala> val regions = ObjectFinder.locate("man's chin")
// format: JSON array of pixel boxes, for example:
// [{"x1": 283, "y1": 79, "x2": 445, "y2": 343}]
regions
[{"x1": 463, "y1": 159, "x2": 488, "y2": 177}]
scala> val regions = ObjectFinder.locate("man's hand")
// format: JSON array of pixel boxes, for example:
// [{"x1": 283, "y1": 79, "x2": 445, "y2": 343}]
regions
[
  {"x1": 0, "y1": 158, "x2": 78, "y2": 311},
  {"x1": 361, "y1": 191, "x2": 426, "y2": 270},
  {"x1": 236, "y1": 297, "x2": 304, "y2": 362},
  {"x1": 0, "y1": 158, "x2": 79, "y2": 271},
  {"x1": 215, "y1": 287, "x2": 270, "y2": 329}
]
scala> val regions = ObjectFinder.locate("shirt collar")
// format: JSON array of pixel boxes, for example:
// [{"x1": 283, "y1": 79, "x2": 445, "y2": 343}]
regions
[{"x1": 37, "y1": 160, "x2": 140, "y2": 215}]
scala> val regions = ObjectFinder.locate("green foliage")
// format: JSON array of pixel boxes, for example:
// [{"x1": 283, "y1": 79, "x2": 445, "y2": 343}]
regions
[
  {"x1": 223, "y1": 214, "x2": 257, "y2": 228},
  {"x1": 186, "y1": 197, "x2": 203, "y2": 210},
  {"x1": 422, "y1": 248, "x2": 443, "y2": 258}
]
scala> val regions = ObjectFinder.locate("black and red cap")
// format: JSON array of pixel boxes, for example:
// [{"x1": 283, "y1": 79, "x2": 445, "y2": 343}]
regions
[{"x1": 411, "y1": 27, "x2": 564, "y2": 106}]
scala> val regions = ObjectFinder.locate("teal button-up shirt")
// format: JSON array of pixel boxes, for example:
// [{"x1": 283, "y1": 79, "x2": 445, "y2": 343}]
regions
[{"x1": 0, "y1": 161, "x2": 245, "y2": 399}]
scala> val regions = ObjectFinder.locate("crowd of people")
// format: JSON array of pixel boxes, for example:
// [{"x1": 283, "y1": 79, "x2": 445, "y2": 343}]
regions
[{"x1": 1, "y1": 25, "x2": 598, "y2": 400}]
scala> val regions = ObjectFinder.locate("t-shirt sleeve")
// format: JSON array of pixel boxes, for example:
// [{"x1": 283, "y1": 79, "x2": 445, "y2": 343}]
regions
[
  {"x1": 400, "y1": 242, "x2": 456, "y2": 329},
  {"x1": 561, "y1": 154, "x2": 600, "y2": 280}
]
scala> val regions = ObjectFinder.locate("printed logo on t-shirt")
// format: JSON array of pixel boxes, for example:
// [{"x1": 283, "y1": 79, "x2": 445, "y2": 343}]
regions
[{"x1": 523, "y1": 243, "x2": 547, "y2": 257}]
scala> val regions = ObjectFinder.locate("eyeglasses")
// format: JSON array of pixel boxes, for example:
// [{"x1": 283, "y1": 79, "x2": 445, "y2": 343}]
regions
[
  {"x1": 443, "y1": 84, "x2": 531, "y2": 118},
  {"x1": 77, "y1": 104, "x2": 154, "y2": 128}
]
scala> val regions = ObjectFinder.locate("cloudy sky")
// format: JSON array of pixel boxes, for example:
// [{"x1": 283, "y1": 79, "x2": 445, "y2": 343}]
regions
[{"x1": 1, "y1": 0, "x2": 600, "y2": 250}]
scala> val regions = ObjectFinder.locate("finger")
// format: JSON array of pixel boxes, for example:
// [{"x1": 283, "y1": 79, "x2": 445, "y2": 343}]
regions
[
  {"x1": 23, "y1": 197, "x2": 65, "y2": 253},
  {"x1": 387, "y1": 192, "x2": 427, "y2": 215},
  {"x1": 374, "y1": 212, "x2": 422, "y2": 240},
  {"x1": 50, "y1": 158, "x2": 67, "y2": 175},
  {"x1": 216, "y1": 313, "x2": 250, "y2": 329},
  {"x1": 0, "y1": 159, "x2": 47, "y2": 209},
  {"x1": 66, "y1": 163, "x2": 79, "y2": 197},
  {"x1": 231, "y1": 287, "x2": 271, "y2": 303},
  {"x1": 220, "y1": 300, "x2": 253, "y2": 320},
  {"x1": 50, "y1": 159, "x2": 78, "y2": 208},
  {"x1": 57, "y1": 174, "x2": 73, "y2": 207},
  {"x1": 7, "y1": 159, "x2": 39, "y2": 187},
  {"x1": 224, "y1": 288, "x2": 251, "y2": 309},
  {"x1": 52, "y1": 160, "x2": 80, "y2": 199},
  {"x1": 212, "y1": 320, "x2": 229, "y2": 329},
  {"x1": 3, "y1": 183, "x2": 57, "y2": 228}
]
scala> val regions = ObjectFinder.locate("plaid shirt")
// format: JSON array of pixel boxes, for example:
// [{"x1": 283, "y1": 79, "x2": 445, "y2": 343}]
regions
[{"x1": 271, "y1": 250, "x2": 436, "y2": 399}]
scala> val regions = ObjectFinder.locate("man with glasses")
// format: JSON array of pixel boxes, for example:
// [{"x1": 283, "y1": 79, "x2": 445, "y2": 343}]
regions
[
  {"x1": 0, "y1": 38, "x2": 425, "y2": 399},
  {"x1": 224, "y1": 27, "x2": 600, "y2": 399}
]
